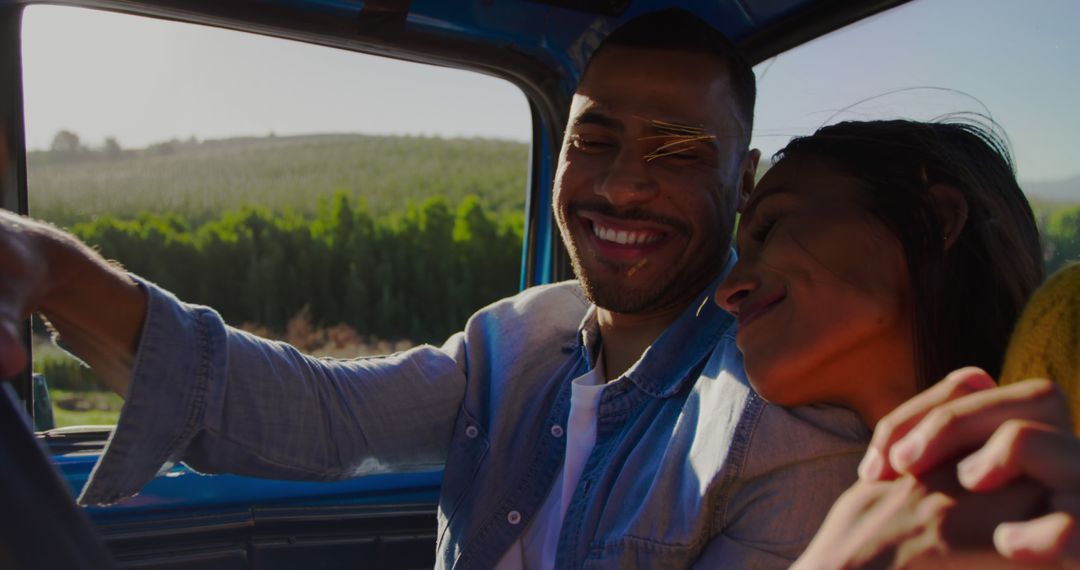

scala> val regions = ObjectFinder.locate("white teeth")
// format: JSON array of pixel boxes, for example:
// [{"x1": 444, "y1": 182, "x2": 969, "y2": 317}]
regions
[{"x1": 591, "y1": 223, "x2": 662, "y2": 245}]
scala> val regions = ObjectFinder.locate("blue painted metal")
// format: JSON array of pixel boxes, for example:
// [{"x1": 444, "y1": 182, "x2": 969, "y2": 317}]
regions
[
  {"x1": 522, "y1": 121, "x2": 559, "y2": 287},
  {"x1": 54, "y1": 452, "x2": 442, "y2": 521}
]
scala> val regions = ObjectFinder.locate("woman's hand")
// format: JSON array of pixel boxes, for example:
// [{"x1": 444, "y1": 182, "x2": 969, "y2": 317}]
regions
[
  {"x1": 795, "y1": 468, "x2": 1046, "y2": 569},
  {"x1": 858, "y1": 367, "x2": 1080, "y2": 566}
]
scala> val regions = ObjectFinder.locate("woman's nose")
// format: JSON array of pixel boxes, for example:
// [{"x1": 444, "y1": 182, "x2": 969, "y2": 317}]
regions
[{"x1": 714, "y1": 263, "x2": 758, "y2": 315}]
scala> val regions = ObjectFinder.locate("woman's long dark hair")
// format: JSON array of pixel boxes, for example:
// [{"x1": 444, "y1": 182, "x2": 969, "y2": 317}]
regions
[{"x1": 774, "y1": 120, "x2": 1043, "y2": 388}]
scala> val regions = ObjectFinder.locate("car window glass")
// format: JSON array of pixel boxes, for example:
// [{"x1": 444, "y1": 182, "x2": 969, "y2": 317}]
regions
[
  {"x1": 21, "y1": 5, "x2": 531, "y2": 430},
  {"x1": 751, "y1": 0, "x2": 1080, "y2": 276}
]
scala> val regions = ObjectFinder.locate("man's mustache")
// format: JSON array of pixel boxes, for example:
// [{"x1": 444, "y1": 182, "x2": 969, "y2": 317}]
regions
[{"x1": 567, "y1": 201, "x2": 690, "y2": 235}]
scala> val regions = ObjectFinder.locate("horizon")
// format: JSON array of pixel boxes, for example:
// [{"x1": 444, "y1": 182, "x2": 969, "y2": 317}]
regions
[{"x1": 28, "y1": 129, "x2": 534, "y2": 151}]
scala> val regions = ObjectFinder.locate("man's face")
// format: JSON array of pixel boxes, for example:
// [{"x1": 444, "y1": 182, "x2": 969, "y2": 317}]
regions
[{"x1": 553, "y1": 45, "x2": 754, "y2": 315}]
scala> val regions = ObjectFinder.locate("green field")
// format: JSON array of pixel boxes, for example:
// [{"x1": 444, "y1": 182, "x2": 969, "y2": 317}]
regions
[{"x1": 28, "y1": 133, "x2": 530, "y2": 227}]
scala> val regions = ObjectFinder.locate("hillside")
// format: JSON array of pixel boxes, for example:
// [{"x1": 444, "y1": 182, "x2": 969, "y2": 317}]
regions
[
  {"x1": 27, "y1": 133, "x2": 530, "y2": 227},
  {"x1": 1025, "y1": 174, "x2": 1080, "y2": 204}
]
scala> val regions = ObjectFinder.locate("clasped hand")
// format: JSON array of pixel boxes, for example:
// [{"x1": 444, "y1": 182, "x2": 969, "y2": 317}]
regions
[{"x1": 797, "y1": 367, "x2": 1080, "y2": 569}]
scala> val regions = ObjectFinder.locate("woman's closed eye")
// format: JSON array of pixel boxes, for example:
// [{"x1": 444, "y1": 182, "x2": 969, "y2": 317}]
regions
[
  {"x1": 745, "y1": 212, "x2": 779, "y2": 244},
  {"x1": 741, "y1": 192, "x2": 798, "y2": 246}
]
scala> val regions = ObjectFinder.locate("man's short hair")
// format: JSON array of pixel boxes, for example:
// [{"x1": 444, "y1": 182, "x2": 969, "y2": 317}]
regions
[{"x1": 588, "y1": 9, "x2": 756, "y2": 136}]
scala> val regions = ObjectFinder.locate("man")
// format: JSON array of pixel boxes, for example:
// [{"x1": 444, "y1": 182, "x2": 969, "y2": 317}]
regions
[{"x1": 0, "y1": 10, "x2": 871, "y2": 568}]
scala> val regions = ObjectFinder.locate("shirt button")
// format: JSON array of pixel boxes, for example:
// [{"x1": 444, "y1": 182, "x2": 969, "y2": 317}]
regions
[
  {"x1": 550, "y1": 425, "x2": 564, "y2": 438},
  {"x1": 465, "y1": 425, "x2": 479, "y2": 439},
  {"x1": 507, "y1": 510, "x2": 522, "y2": 525}
]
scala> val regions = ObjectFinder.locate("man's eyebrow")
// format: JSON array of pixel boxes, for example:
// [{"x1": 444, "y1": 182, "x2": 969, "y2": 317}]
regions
[
  {"x1": 648, "y1": 118, "x2": 710, "y2": 136},
  {"x1": 640, "y1": 119, "x2": 719, "y2": 160},
  {"x1": 573, "y1": 111, "x2": 622, "y2": 131}
]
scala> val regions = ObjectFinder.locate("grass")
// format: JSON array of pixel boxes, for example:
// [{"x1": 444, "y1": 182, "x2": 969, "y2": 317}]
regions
[
  {"x1": 46, "y1": 388, "x2": 124, "y2": 429},
  {"x1": 50, "y1": 407, "x2": 122, "y2": 428}
]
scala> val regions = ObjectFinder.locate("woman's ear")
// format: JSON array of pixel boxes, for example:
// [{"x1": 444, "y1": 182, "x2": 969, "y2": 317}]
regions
[{"x1": 929, "y1": 184, "x2": 969, "y2": 250}]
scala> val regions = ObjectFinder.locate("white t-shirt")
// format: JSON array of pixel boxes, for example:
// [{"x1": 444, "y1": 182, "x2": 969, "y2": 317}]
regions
[{"x1": 494, "y1": 358, "x2": 608, "y2": 569}]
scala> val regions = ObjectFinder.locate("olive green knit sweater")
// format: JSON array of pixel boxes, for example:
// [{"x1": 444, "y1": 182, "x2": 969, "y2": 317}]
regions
[{"x1": 1001, "y1": 263, "x2": 1080, "y2": 432}]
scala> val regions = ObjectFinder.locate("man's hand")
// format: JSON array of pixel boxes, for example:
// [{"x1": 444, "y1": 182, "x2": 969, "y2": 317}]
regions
[
  {"x1": 858, "y1": 367, "x2": 1080, "y2": 566},
  {"x1": 0, "y1": 209, "x2": 147, "y2": 396},
  {"x1": 0, "y1": 212, "x2": 51, "y2": 378}
]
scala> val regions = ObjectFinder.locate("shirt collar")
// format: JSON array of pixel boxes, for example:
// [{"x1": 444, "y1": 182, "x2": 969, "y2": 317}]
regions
[{"x1": 575, "y1": 249, "x2": 739, "y2": 398}]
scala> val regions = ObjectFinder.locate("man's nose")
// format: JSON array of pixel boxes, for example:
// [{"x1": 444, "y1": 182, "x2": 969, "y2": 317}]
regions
[
  {"x1": 594, "y1": 145, "x2": 658, "y2": 206},
  {"x1": 714, "y1": 261, "x2": 758, "y2": 315}
]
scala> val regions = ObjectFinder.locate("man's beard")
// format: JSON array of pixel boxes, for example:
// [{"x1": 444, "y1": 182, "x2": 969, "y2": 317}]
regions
[
  {"x1": 575, "y1": 259, "x2": 675, "y2": 313},
  {"x1": 562, "y1": 200, "x2": 720, "y2": 315},
  {"x1": 569, "y1": 243, "x2": 719, "y2": 315}
]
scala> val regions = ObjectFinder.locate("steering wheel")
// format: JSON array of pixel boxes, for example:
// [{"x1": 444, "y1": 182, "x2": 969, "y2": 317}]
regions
[{"x1": 0, "y1": 383, "x2": 117, "y2": 569}]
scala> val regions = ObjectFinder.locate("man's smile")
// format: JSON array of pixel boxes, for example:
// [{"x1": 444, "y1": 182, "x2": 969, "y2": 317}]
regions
[
  {"x1": 590, "y1": 220, "x2": 664, "y2": 246},
  {"x1": 573, "y1": 209, "x2": 682, "y2": 262}
]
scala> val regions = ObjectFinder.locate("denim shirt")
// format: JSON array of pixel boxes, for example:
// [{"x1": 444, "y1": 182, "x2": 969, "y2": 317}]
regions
[{"x1": 80, "y1": 265, "x2": 870, "y2": 569}]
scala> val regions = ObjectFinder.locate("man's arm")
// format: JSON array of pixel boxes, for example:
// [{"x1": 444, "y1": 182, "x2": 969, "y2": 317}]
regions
[
  {"x1": 0, "y1": 210, "x2": 146, "y2": 395},
  {"x1": 694, "y1": 399, "x2": 870, "y2": 568},
  {"x1": 70, "y1": 263, "x2": 468, "y2": 505},
  {"x1": 1, "y1": 210, "x2": 471, "y2": 507}
]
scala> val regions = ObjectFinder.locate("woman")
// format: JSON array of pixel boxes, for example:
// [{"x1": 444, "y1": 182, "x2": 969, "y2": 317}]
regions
[
  {"x1": 715, "y1": 120, "x2": 1080, "y2": 567},
  {"x1": 714, "y1": 119, "x2": 1043, "y2": 427}
]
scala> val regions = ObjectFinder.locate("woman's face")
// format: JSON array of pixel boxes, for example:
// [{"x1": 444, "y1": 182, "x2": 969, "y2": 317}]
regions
[{"x1": 715, "y1": 154, "x2": 917, "y2": 425}]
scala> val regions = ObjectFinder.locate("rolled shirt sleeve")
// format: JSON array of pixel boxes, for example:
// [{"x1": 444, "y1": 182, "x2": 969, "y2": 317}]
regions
[{"x1": 79, "y1": 278, "x2": 467, "y2": 506}]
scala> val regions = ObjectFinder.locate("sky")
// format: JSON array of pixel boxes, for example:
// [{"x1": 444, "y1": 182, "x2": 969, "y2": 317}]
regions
[
  {"x1": 20, "y1": 6, "x2": 533, "y2": 146},
  {"x1": 20, "y1": 0, "x2": 1080, "y2": 182},
  {"x1": 750, "y1": 0, "x2": 1080, "y2": 183}
]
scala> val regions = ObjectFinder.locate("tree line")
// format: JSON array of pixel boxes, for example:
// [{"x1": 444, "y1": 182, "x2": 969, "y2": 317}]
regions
[
  {"x1": 1043, "y1": 206, "x2": 1080, "y2": 276},
  {"x1": 70, "y1": 192, "x2": 1080, "y2": 346},
  {"x1": 72, "y1": 191, "x2": 524, "y2": 346}
]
